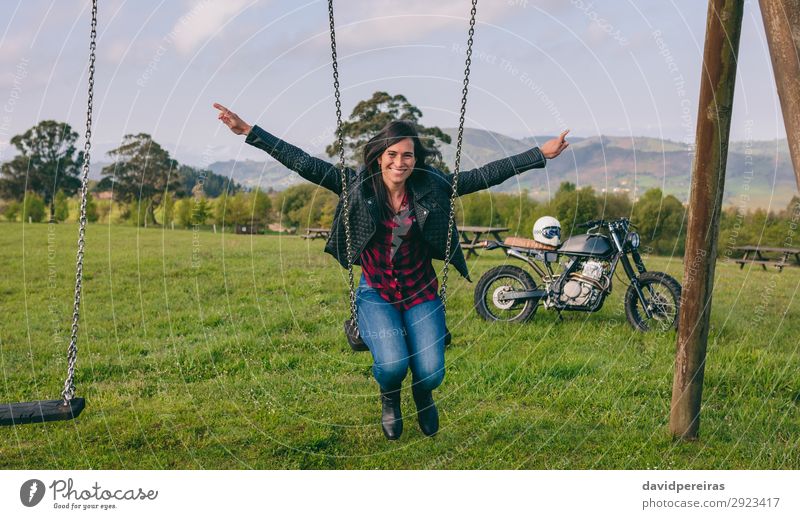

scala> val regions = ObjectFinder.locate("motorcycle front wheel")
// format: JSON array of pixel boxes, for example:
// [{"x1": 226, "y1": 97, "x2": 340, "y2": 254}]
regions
[
  {"x1": 624, "y1": 271, "x2": 681, "y2": 331},
  {"x1": 474, "y1": 265, "x2": 540, "y2": 323}
]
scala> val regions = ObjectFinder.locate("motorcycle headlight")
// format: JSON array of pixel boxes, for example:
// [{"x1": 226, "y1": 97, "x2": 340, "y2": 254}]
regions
[{"x1": 627, "y1": 232, "x2": 640, "y2": 248}]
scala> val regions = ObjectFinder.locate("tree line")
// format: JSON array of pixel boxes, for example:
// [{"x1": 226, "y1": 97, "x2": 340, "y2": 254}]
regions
[
  {"x1": 458, "y1": 183, "x2": 799, "y2": 256},
  {"x1": 0, "y1": 92, "x2": 449, "y2": 230},
  {"x1": 2, "y1": 93, "x2": 798, "y2": 256},
  {"x1": 0, "y1": 119, "x2": 250, "y2": 226}
]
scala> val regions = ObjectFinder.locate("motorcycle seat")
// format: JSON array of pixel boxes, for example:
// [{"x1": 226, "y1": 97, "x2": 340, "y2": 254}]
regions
[{"x1": 503, "y1": 236, "x2": 558, "y2": 252}]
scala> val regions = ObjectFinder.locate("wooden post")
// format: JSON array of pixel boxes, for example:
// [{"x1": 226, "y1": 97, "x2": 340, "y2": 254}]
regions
[
  {"x1": 760, "y1": 0, "x2": 800, "y2": 189},
  {"x1": 670, "y1": 0, "x2": 744, "y2": 440}
]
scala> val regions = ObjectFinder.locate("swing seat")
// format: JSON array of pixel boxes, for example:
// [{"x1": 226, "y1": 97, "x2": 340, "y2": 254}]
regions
[
  {"x1": 0, "y1": 398, "x2": 85, "y2": 426},
  {"x1": 344, "y1": 320, "x2": 451, "y2": 352}
]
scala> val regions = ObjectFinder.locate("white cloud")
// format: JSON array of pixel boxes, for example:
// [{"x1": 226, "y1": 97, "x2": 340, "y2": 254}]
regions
[
  {"x1": 333, "y1": 0, "x2": 517, "y2": 49},
  {"x1": 172, "y1": 0, "x2": 251, "y2": 55}
]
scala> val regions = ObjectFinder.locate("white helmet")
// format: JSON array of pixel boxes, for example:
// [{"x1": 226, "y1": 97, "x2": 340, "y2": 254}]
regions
[{"x1": 533, "y1": 216, "x2": 562, "y2": 247}]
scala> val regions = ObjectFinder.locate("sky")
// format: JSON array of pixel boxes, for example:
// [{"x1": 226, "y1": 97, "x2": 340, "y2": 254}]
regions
[{"x1": 0, "y1": 0, "x2": 790, "y2": 167}]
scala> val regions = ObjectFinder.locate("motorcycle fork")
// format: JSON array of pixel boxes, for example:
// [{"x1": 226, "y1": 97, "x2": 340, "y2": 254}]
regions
[
  {"x1": 620, "y1": 254, "x2": 654, "y2": 319},
  {"x1": 631, "y1": 249, "x2": 647, "y2": 274}
]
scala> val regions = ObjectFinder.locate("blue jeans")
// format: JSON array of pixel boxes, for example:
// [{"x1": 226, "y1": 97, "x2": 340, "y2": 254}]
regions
[{"x1": 355, "y1": 274, "x2": 446, "y2": 393}]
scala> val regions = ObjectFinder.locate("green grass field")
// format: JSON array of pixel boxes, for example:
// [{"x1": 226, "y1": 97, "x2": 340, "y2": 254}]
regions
[{"x1": 1, "y1": 222, "x2": 798, "y2": 469}]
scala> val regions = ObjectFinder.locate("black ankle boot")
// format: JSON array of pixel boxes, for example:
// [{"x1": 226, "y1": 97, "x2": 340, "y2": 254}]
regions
[
  {"x1": 380, "y1": 389, "x2": 403, "y2": 440},
  {"x1": 412, "y1": 386, "x2": 439, "y2": 437}
]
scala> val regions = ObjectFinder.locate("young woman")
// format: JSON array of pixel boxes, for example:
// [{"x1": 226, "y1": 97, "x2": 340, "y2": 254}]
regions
[{"x1": 214, "y1": 102, "x2": 569, "y2": 439}]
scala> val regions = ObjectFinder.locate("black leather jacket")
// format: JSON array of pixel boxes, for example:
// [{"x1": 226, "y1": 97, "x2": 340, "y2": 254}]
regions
[{"x1": 245, "y1": 125, "x2": 547, "y2": 282}]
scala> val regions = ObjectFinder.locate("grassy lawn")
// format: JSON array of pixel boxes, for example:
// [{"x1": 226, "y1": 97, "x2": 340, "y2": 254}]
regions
[{"x1": 1, "y1": 222, "x2": 798, "y2": 469}]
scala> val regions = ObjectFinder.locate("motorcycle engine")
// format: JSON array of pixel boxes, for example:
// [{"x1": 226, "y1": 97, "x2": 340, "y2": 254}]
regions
[{"x1": 557, "y1": 260, "x2": 608, "y2": 307}]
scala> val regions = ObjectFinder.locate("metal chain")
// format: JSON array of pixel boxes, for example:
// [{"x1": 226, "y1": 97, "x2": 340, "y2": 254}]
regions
[
  {"x1": 440, "y1": 0, "x2": 477, "y2": 310},
  {"x1": 327, "y1": 0, "x2": 477, "y2": 323},
  {"x1": 327, "y1": 0, "x2": 357, "y2": 326},
  {"x1": 62, "y1": 0, "x2": 97, "y2": 404}
]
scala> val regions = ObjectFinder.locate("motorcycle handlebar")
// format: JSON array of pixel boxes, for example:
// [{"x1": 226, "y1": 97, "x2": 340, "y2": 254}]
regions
[
  {"x1": 576, "y1": 217, "x2": 631, "y2": 229},
  {"x1": 576, "y1": 219, "x2": 604, "y2": 229}
]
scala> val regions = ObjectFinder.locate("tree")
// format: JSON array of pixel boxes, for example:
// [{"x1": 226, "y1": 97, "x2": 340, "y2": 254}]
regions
[
  {"x1": 276, "y1": 184, "x2": 318, "y2": 225},
  {"x1": 3, "y1": 201, "x2": 21, "y2": 221},
  {"x1": 99, "y1": 134, "x2": 181, "y2": 225},
  {"x1": 0, "y1": 120, "x2": 83, "y2": 221},
  {"x1": 551, "y1": 182, "x2": 599, "y2": 233},
  {"x1": 192, "y1": 197, "x2": 212, "y2": 225},
  {"x1": 598, "y1": 191, "x2": 632, "y2": 219},
  {"x1": 179, "y1": 165, "x2": 240, "y2": 198},
  {"x1": 22, "y1": 191, "x2": 46, "y2": 223},
  {"x1": 276, "y1": 184, "x2": 338, "y2": 228},
  {"x1": 495, "y1": 191, "x2": 539, "y2": 236},
  {"x1": 317, "y1": 194, "x2": 338, "y2": 228},
  {"x1": 251, "y1": 189, "x2": 272, "y2": 225},
  {"x1": 325, "y1": 91, "x2": 452, "y2": 171},
  {"x1": 95, "y1": 196, "x2": 112, "y2": 223},
  {"x1": 54, "y1": 189, "x2": 69, "y2": 222},
  {"x1": 214, "y1": 191, "x2": 249, "y2": 226},
  {"x1": 85, "y1": 192, "x2": 99, "y2": 223},
  {"x1": 125, "y1": 199, "x2": 151, "y2": 227},
  {"x1": 176, "y1": 198, "x2": 194, "y2": 228},
  {"x1": 632, "y1": 188, "x2": 686, "y2": 254},
  {"x1": 458, "y1": 192, "x2": 502, "y2": 226},
  {"x1": 161, "y1": 192, "x2": 175, "y2": 226}
]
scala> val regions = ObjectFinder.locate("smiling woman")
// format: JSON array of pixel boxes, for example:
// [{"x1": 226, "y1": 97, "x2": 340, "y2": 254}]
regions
[
  {"x1": 209, "y1": 0, "x2": 571, "y2": 445},
  {"x1": 363, "y1": 121, "x2": 437, "y2": 220},
  {"x1": 214, "y1": 102, "x2": 569, "y2": 440}
]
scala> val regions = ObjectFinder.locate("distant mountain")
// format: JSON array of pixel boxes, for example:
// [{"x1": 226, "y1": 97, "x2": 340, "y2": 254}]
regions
[
  {"x1": 197, "y1": 128, "x2": 798, "y2": 210},
  {"x1": 207, "y1": 159, "x2": 298, "y2": 191}
]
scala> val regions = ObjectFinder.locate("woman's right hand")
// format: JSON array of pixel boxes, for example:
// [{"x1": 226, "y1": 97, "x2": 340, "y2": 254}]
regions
[{"x1": 213, "y1": 103, "x2": 252, "y2": 135}]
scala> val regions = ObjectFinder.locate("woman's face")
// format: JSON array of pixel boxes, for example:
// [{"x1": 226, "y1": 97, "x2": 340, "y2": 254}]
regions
[{"x1": 377, "y1": 138, "x2": 416, "y2": 189}]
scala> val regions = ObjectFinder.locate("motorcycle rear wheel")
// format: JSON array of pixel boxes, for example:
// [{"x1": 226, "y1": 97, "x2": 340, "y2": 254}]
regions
[
  {"x1": 624, "y1": 271, "x2": 681, "y2": 331},
  {"x1": 474, "y1": 265, "x2": 539, "y2": 323}
]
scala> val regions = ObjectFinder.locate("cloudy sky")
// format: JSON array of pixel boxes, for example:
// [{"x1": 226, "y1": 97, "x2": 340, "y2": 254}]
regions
[{"x1": 0, "y1": 0, "x2": 789, "y2": 166}]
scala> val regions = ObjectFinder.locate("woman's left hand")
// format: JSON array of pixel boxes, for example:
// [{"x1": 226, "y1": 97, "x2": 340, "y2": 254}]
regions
[{"x1": 540, "y1": 129, "x2": 570, "y2": 159}]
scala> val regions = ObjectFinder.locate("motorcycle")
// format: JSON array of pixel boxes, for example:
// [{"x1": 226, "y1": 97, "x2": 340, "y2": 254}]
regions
[{"x1": 473, "y1": 217, "x2": 681, "y2": 331}]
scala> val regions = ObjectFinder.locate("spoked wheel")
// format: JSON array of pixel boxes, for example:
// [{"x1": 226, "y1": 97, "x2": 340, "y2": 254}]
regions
[
  {"x1": 624, "y1": 271, "x2": 681, "y2": 332},
  {"x1": 474, "y1": 265, "x2": 540, "y2": 322}
]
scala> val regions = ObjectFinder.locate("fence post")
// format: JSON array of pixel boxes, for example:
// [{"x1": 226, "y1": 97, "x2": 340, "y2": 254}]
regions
[{"x1": 670, "y1": 0, "x2": 744, "y2": 440}]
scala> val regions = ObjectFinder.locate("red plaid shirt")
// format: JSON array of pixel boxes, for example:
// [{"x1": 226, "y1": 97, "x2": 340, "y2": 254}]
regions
[{"x1": 360, "y1": 191, "x2": 439, "y2": 310}]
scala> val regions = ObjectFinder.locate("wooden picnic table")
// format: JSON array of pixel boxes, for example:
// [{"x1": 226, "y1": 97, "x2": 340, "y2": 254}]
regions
[
  {"x1": 301, "y1": 227, "x2": 330, "y2": 240},
  {"x1": 733, "y1": 245, "x2": 800, "y2": 271},
  {"x1": 459, "y1": 226, "x2": 509, "y2": 258}
]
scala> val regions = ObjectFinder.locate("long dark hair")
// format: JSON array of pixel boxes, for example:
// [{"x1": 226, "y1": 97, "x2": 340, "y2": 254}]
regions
[{"x1": 362, "y1": 120, "x2": 440, "y2": 219}]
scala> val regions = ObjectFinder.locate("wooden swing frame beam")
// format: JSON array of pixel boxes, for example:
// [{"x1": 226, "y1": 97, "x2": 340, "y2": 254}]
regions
[{"x1": 670, "y1": 0, "x2": 800, "y2": 439}]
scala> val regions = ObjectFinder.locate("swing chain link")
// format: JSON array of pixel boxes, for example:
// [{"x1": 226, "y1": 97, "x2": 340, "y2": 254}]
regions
[
  {"x1": 63, "y1": 0, "x2": 97, "y2": 404},
  {"x1": 327, "y1": 0, "x2": 358, "y2": 326},
  {"x1": 440, "y1": 0, "x2": 477, "y2": 311},
  {"x1": 328, "y1": 0, "x2": 476, "y2": 328}
]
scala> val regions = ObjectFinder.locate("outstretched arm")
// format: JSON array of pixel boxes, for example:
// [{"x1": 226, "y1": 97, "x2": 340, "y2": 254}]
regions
[
  {"x1": 213, "y1": 103, "x2": 347, "y2": 195},
  {"x1": 452, "y1": 130, "x2": 570, "y2": 196}
]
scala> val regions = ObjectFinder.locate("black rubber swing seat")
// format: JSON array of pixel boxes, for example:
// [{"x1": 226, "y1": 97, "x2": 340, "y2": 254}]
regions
[{"x1": 0, "y1": 398, "x2": 85, "y2": 426}]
